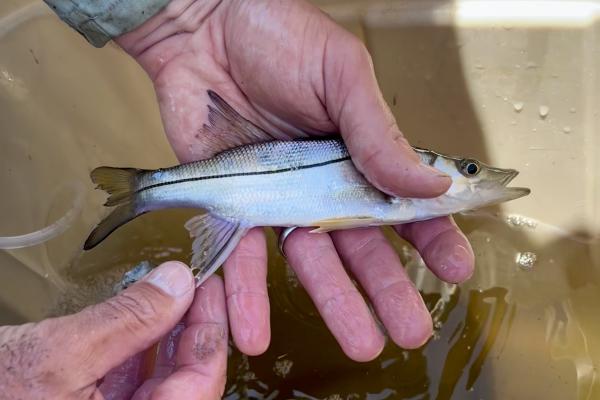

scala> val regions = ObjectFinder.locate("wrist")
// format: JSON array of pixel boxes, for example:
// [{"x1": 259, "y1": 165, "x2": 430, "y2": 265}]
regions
[
  {"x1": 44, "y1": 0, "x2": 171, "y2": 47},
  {"x1": 115, "y1": 0, "x2": 222, "y2": 58}
]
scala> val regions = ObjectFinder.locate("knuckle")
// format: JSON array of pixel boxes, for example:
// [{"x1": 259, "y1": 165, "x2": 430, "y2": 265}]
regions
[
  {"x1": 346, "y1": 35, "x2": 372, "y2": 66},
  {"x1": 359, "y1": 145, "x2": 384, "y2": 172},
  {"x1": 348, "y1": 233, "x2": 387, "y2": 261},
  {"x1": 96, "y1": 287, "x2": 163, "y2": 335}
]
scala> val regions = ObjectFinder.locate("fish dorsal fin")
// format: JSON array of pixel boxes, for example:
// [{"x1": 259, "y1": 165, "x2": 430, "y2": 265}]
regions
[
  {"x1": 204, "y1": 90, "x2": 270, "y2": 144},
  {"x1": 309, "y1": 216, "x2": 378, "y2": 233},
  {"x1": 185, "y1": 213, "x2": 248, "y2": 285}
]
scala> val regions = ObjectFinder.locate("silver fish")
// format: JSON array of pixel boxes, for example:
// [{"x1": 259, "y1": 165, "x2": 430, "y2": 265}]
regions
[{"x1": 84, "y1": 90, "x2": 530, "y2": 284}]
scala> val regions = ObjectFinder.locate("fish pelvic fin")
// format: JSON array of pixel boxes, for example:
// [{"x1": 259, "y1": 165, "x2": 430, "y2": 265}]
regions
[
  {"x1": 185, "y1": 213, "x2": 248, "y2": 286},
  {"x1": 309, "y1": 216, "x2": 378, "y2": 233},
  {"x1": 90, "y1": 166, "x2": 145, "y2": 207},
  {"x1": 83, "y1": 203, "x2": 142, "y2": 250}
]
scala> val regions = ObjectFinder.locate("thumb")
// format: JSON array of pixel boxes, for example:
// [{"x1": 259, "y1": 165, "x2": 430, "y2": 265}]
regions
[
  {"x1": 58, "y1": 261, "x2": 195, "y2": 381},
  {"x1": 324, "y1": 31, "x2": 451, "y2": 198}
]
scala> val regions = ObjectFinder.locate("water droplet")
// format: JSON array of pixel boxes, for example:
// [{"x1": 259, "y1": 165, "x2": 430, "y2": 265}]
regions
[
  {"x1": 516, "y1": 251, "x2": 537, "y2": 270},
  {"x1": 503, "y1": 96, "x2": 508, "y2": 101},
  {"x1": 482, "y1": 104, "x2": 487, "y2": 109},
  {"x1": 513, "y1": 102, "x2": 524, "y2": 112},
  {"x1": 510, "y1": 120, "x2": 517, "y2": 125},
  {"x1": 563, "y1": 126, "x2": 572, "y2": 134},
  {"x1": 475, "y1": 63, "x2": 485, "y2": 70},
  {"x1": 485, "y1": 237, "x2": 492, "y2": 243},
  {"x1": 532, "y1": 128, "x2": 537, "y2": 132},
  {"x1": 539, "y1": 105, "x2": 550, "y2": 118},
  {"x1": 570, "y1": 107, "x2": 577, "y2": 113},
  {"x1": 515, "y1": 63, "x2": 521, "y2": 69}
]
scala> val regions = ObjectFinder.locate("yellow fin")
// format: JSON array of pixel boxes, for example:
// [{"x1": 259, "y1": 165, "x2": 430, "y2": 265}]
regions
[
  {"x1": 309, "y1": 216, "x2": 378, "y2": 233},
  {"x1": 91, "y1": 166, "x2": 141, "y2": 206}
]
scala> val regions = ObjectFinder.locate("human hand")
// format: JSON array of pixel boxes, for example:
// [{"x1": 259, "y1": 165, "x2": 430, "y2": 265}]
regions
[
  {"x1": 0, "y1": 262, "x2": 228, "y2": 399},
  {"x1": 115, "y1": 0, "x2": 475, "y2": 361}
]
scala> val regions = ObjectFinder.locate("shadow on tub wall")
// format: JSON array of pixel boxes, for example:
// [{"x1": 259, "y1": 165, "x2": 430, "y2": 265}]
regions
[{"x1": 318, "y1": 0, "x2": 489, "y2": 161}]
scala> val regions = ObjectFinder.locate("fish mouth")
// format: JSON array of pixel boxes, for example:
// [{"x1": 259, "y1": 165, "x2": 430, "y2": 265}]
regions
[
  {"x1": 499, "y1": 168, "x2": 519, "y2": 186},
  {"x1": 491, "y1": 169, "x2": 531, "y2": 202}
]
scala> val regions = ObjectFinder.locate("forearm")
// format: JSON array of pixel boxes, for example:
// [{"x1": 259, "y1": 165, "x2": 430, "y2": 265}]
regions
[{"x1": 43, "y1": 0, "x2": 171, "y2": 47}]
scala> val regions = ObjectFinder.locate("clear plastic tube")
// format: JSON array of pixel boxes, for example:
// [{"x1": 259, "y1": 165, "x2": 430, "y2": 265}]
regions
[{"x1": 0, "y1": 182, "x2": 85, "y2": 249}]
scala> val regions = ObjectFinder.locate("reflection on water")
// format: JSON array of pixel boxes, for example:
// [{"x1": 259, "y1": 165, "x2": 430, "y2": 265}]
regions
[{"x1": 54, "y1": 210, "x2": 600, "y2": 400}]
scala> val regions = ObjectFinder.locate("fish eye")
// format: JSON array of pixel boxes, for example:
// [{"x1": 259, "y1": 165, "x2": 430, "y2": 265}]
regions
[{"x1": 460, "y1": 159, "x2": 481, "y2": 176}]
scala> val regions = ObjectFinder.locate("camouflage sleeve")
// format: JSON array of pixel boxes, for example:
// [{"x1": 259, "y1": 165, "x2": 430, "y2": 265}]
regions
[{"x1": 43, "y1": 0, "x2": 171, "y2": 48}]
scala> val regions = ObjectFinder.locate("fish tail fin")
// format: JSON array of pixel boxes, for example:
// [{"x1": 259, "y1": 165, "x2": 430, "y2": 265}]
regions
[
  {"x1": 85, "y1": 166, "x2": 147, "y2": 250},
  {"x1": 90, "y1": 166, "x2": 142, "y2": 207},
  {"x1": 84, "y1": 203, "x2": 142, "y2": 250}
]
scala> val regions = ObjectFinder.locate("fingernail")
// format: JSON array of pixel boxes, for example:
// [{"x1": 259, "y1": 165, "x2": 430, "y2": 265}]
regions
[
  {"x1": 194, "y1": 324, "x2": 226, "y2": 361},
  {"x1": 144, "y1": 262, "x2": 193, "y2": 297}
]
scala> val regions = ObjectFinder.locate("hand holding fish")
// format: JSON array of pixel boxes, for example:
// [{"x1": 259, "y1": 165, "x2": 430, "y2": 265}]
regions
[
  {"x1": 0, "y1": 1, "x2": 531, "y2": 399},
  {"x1": 107, "y1": 0, "x2": 513, "y2": 361}
]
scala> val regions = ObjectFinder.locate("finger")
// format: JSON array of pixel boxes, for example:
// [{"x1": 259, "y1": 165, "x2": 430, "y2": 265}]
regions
[
  {"x1": 223, "y1": 228, "x2": 271, "y2": 355},
  {"x1": 48, "y1": 261, "x2": 195, "y2": 383},
  {"x1": 153, "y1": 322, "x2": 186, "y2": 379},
  {"x1": 323, "y1": 29, "x2": 450, "y2": 198},
  {"x1": 131, "y1": 379, "x2": 162, "y2": 400},
  {"x1": 127, "y1": 323, "x2": 185, "y2": 400},
  {"x1": 98, "y1": 353, "x2": 145, "y2": 400},
  {"x1": 148, "y1": 276, "x2": 228, "y2": 400},
  {"x1": 395, "y1": 217, "x2": 475, "y2": 283},
  {"x1": 283, "y1": 228, "x2": 385, "y2": 362},
  {"x1": 331, "y1": 228, "x2": 433, "y2": 349}
]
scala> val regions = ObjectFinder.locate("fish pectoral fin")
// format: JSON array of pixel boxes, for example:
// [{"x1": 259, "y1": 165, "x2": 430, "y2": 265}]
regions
[
  {"x1": 309, "y1": 216, "x2": 378, "y2": 233},
  {"x1": 185, "y1": 213, "x2": 248, "y2": 286},
  {"x1": 203, "y1": 90, "x2": 270, "y2": 145}
]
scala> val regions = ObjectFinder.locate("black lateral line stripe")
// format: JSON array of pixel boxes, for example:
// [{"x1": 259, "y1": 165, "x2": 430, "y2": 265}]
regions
[{"x1": 135, "y1": 155, "x2": 351, "y2": 194}]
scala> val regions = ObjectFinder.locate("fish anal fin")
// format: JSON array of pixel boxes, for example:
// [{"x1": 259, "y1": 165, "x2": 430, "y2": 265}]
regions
[
  {"x1": 204, "y1": 90, "x2": 269, "y2": 144},
  {"x1": 309, "y1": 216, "x2": 378, "y2": 233},
  {"x1": 185, "y1": 213, "x2": 248, "y2": 286}
]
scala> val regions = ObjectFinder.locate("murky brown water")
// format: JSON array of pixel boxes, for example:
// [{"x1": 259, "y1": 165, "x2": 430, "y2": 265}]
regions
[{"x1": 55, "y1": 210, "x2": 600, "y2": 400}]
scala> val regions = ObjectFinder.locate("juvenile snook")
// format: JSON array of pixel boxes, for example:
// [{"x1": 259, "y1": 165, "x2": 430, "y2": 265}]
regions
[{"x1": 84, "y1": 90, "x2": 530, "y2": 284}]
